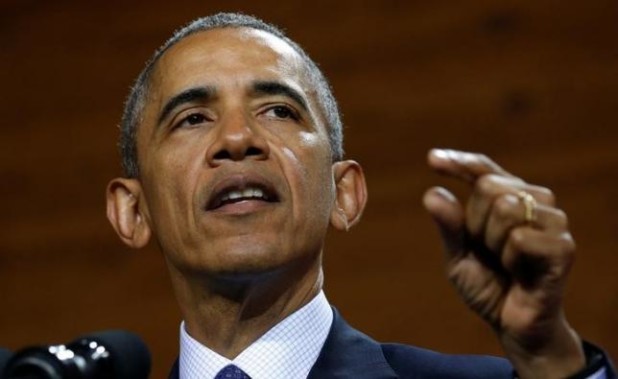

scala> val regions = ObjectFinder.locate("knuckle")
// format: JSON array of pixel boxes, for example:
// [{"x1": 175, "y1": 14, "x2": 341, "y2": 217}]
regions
[
  {"x1": 508, "y1": 227, "x2": 527, "y2": 248},
  {"x1": 476, "y1": 174, "x2": 499, "y2": 194},
  {"x1": 493, "y1": 195, "x2": 515, "y2": 219},
  {"x1": 558, "y1": 233, "x2": 576, "y2": 255},
  {"x1": 540, "y1": 187, "x2": 556, "y2": 205},
  {"x1": 553, "y1": 208, "x2": 569, "y2": 229},
  {"x1": 552, "y1": 234, "x2": 576, "y2": 272}
]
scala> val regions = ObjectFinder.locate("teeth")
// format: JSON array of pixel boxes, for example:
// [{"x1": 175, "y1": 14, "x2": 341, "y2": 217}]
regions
[
  {"x1": 242, "y1": 188, "x2": 253, "y2": 198},
  {"x1": 228, "y1": 191, "x2": 242, "y2": 200},
  {"x1": 219, "y1": 187, "x2": 266, "y2": 204}
]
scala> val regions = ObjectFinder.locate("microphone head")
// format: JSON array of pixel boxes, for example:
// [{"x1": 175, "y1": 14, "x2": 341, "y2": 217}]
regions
[
  {"x1": 75, "y1": 330, "x2": 151, "y2": 379},
  {"x1": 0, "y1": 347, "x2": 13, "y2": 376},
  {"x1": 3, "y1": 330, "x2": 150, "y2": 379}
]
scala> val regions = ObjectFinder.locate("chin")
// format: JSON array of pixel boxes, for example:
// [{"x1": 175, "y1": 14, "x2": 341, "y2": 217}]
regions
[{"x1": 189, "y1": 243, "x2": 293, "y2": 278}]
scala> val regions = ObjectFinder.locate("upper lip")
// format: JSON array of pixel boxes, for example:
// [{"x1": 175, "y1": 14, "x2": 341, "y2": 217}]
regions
[{"x1": 205, "y1": 173, "x2": 280, "y2": 211}]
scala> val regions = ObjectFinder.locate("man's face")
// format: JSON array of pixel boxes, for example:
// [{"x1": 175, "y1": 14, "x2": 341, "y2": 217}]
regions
[{"x1": 134, "y1": 28, "x2": 337, "y2": 277}]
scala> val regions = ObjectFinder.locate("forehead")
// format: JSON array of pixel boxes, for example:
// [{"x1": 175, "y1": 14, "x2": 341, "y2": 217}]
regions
[{"x1": 150, "y1": 27, "x2": 308, "y2": 97}]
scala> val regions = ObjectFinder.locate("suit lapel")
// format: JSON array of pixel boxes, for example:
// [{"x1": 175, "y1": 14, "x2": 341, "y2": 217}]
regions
[
  {"x1": 308, "y1": 308, "x2": 398, "y2": 379},
  {"x1": 168, "y1": 308, "x2": 398, "y2": 379},
  {"x1": 168, "y1": 358, "x2": 179, "y2": 379}
]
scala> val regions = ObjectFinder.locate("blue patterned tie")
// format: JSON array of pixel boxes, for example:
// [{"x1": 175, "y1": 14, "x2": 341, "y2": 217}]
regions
[{"x1": 214, "y1": 364, "x2": 251, "y2": 379}]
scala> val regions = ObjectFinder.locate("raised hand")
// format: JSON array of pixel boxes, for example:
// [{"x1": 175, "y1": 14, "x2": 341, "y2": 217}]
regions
[{"x1": 423, "y1": 149, "x2": 585, "y2": 378}]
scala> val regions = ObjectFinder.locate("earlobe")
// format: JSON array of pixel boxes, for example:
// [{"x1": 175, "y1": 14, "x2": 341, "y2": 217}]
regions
[
  {"x1": 106, "y1": 178, "x2": 152, "y2": 249},
  {"x1": 330, "y1": 160, "x2": 368, "y2": 231}
]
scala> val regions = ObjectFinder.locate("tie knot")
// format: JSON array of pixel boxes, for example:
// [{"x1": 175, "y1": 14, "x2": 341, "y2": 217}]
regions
[{"x1": 214, "y1": 364, "x2": 251, "y2": 379}]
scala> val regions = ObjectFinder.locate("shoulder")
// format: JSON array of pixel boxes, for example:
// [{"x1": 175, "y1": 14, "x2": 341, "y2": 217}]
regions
[
  {"x1": 380, "y1": 343, "x2": 512, "y2": 379},
  {"x1": 318, "y1": 308, "x2": 513, "y2": 378}
]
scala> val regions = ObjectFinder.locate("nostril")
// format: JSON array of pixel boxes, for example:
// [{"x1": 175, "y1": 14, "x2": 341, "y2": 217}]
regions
[
  {"x1": 213, "y1": 150, "x2": 232, "y2": 160},
  {"x1": 212, "y1": 147, "x2": 264, "y2": 162},
  {"x1": 246, "y1": 147, "x2": 263, "y2": 157}
]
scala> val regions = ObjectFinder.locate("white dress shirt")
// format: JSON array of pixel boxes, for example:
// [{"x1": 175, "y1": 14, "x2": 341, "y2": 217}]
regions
[
  {"x1": 179, "y1": 291, "x2": 333, "y2": 379},
  {"x1": 178, "y1": 290, "x2": 608, "y2": 379}
]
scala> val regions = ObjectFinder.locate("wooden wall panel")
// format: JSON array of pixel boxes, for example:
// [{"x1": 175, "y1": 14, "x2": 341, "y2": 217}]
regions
[{"x1": 1, "y1": 1, "x2": 616, "y2": 377}]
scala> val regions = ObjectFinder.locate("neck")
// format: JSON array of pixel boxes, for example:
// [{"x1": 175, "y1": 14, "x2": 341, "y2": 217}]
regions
[{"x1": 168, "y1": 256, "x2": 324, "y2": 359}]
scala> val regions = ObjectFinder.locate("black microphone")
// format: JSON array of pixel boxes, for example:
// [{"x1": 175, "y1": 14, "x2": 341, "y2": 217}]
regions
[
  {"x1": 2, "y1": 330, "x2": 150, "y2": 379},
  {"x1": 0, "y1": 348, "x2": 12, "y2": 377}
]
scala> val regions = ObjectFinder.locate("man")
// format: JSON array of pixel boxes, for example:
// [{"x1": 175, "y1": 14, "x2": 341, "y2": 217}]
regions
[{"x1": 105, "y1": 13, "x2": 614, "y2": 378}]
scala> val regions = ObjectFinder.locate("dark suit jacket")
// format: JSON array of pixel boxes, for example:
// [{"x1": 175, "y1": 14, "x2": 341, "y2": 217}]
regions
[{"x1": 168, "y1": 308, "x2": 615, "y2": 378}]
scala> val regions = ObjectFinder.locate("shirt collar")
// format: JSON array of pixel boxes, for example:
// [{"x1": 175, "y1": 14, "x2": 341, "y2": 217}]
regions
[{"x1": 179, "y1": 290, "x2": 333, "y2": 379}]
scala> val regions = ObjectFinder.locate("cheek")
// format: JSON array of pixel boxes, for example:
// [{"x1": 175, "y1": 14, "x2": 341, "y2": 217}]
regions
[
  {"x1": 141, "y1": 148, "x2": 202, "y2": 241},
  {"x1": 280, "y1": 132, "x2": 335, "y2": 224},
  {"x1": 146, "y1": 135, "x2": 206, "y2": 194}
]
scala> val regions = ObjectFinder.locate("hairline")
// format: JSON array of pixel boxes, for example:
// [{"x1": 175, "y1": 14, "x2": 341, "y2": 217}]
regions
[{"x1": 120, "y1": 15, "x2": 343, "y2": 178}]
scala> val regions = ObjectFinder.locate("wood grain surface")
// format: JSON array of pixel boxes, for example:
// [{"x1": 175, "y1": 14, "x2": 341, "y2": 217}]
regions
[{"x1": 1, "y1": 1, "x2": 616, "y2": 377}]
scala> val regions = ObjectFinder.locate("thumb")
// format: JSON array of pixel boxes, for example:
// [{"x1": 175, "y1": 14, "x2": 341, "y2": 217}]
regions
[{"x1": 423, "y1": 186, "x2": 466, "y2": 259}]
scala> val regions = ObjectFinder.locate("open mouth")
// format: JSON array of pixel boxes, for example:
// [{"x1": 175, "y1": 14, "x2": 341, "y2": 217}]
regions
[{"x1": 206, "y1": 179, "x2": 279, "y2": 211}]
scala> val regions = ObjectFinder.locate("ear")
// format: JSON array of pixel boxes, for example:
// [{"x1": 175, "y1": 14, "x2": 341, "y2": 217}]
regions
[
  {"x1": 330, "y1": 160, "x2": 368, "y2": 231},
  {"x1": 106, "y1": 178, "x2": 152, "y2": 249}
]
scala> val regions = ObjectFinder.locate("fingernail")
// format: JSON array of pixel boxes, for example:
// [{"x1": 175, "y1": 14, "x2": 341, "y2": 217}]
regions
[
  {"x1": 432, "y1": 148, "x2": 450, "y2": 160},
  {"x1": 434, "y1": 187, "x2": 457, "y2": 202}
]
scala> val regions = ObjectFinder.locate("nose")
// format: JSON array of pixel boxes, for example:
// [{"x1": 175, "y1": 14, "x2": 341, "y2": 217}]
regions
[{"x1": 205, "y1": 112, "x2": 270, "y2": 166}]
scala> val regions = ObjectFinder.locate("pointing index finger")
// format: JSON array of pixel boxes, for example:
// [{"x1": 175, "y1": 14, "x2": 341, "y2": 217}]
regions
[{"x1": 428, "y1": 149, "x2": 513, "y2": 184}]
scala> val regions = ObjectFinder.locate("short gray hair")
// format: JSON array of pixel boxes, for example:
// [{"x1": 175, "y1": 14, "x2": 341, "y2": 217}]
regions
[{"x1": 119, "y1": 12, "x2": 343, "y2": 178}]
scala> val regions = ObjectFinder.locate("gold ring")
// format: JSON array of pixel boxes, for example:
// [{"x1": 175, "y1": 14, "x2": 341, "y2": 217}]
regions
[{"x1": 516, "y1": 191, "x2": 537, "y2": 224}]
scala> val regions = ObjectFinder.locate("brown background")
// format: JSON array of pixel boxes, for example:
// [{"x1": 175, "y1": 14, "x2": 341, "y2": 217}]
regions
[{"x1": 1, "y1": 1, "x2": 617, "y2": 377}]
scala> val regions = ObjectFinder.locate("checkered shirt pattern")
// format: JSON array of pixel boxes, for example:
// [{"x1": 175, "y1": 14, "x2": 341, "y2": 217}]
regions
[
  {"x1": 179, "y1": 291, "x2": 333, "y2": 379},
  {"x1": 590, "y1": 368, "x2": 608, "y2": 379}
]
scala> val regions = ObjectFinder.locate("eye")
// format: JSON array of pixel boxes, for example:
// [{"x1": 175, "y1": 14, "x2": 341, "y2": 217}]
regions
[
  {"x1": 185, "y1": 113, "x2": 207, "y2": 125},
  {"x1": 264, "y1": 105, "x2": 300, "y2": 121},
  {"x1": 173, "y1": 112, "x2": 210, "y2": 130}
]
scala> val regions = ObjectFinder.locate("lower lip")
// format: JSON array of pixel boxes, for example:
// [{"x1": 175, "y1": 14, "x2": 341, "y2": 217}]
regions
[{"x1": 208, "y1": 199, "x2": 275, "y2": 215}]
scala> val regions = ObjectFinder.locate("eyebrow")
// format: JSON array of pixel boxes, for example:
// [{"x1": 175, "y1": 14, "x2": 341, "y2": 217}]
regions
[
  {"x1": 157, "y1": 86, "x2": 215, "y2": 125},
  {"x1": 156, "y1": 81, "x2": 309, "y2": 126},
  {"x1": 251, "y1": 81, "x2": 309, "y2": 112}
]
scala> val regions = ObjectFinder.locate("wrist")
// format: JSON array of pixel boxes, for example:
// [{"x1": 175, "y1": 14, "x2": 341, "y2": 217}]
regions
[
  {"x1": 512, "y1": 341, "x2": 606, "y2": 379},
  {"x1": 502, "y1": 319, "x2": 586, "y2": 379},
  {"x1": 564, "y1": 341, "x2": 606, "y2": 379}
]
